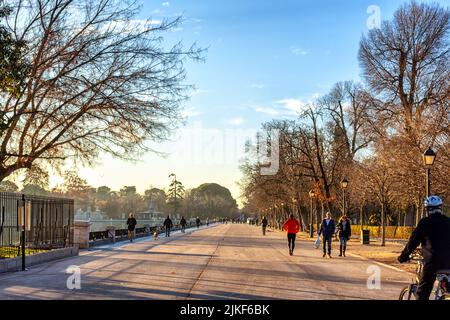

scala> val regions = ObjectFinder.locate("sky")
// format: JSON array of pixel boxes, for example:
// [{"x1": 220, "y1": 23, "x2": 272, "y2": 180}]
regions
[{"x1": 44, "y1": 0, "x2": 445, "y2": 205}]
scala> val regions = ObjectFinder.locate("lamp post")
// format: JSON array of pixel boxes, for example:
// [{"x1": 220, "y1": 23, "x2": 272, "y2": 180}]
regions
[
  {"x1": 274, "y1": 204, "x2": 278, "y2": 230},
  {"x1": 340, "y1": 178, "x2": 348, "y2": 216},
  {"x1": 292, "y1": 198, "x2": 298, "y2": 229},
  {"x1": 423, "y1": 147, "x2": 436, "y2": 199},
  {"x1": 308, "y1": 190, "x2": 315, "y2": 237}
]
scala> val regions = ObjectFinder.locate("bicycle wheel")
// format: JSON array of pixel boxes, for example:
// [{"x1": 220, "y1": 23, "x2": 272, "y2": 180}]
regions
[{"x1": 399, "y1": 286, "x2": 414, "y2": 300}]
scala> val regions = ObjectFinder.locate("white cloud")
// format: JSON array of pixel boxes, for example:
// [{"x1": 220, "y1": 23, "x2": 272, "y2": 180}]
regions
[
  {"x1": 190, "y1": 89, "x2": 209, "y2": 97},
  {"x1": 254, "y1": 106, "x2": 283, "y2": 116},
  {"x1": 250, "y1": 97, "x2": 312, "y2": 117},
  {"x1": 181, "y1": 107, "x2": 201, "y2": 118},
  {"x1": 162, "y1": 2, "x2": 170, "y2": 7},
  {"x1": 250, "y1": 83, "x2": 266, "y2": 89},
  {"x1": 275, "y1": 99, "x2": 308, "y2": 113},
  {"x1": 291, "y1": 46, "x2": 308, "y2": 56},
  {"x1": 226, "y1": 117, "x2": 244, "y2": 126}
]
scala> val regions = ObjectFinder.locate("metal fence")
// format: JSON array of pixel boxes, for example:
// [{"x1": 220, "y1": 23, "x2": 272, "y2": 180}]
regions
[
  {"x1": 88, "y1": 221, "x2": 201, "y2": 245},
  {"x1": 0, "y1": 192, "x2": 74, "y2": 259}
]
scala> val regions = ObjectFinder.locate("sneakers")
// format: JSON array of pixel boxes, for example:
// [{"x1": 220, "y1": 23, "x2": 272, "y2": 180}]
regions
[
  {"x1": 327, "y1": 254, "x2": 332, "y2": 259},
  {"x1": 289, "y1": 249, "x2": 293, "y2": 256},
  {"x1": 322, "y1": 253, "x2": 326, "y2": 258},
  {"x1": 338, "y1": 253, "x2": 342, "y2": 257}
]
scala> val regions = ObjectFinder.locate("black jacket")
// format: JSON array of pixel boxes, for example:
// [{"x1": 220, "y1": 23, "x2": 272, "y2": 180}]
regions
[
  {"x1": 180, "y1": 218, "x2": 187, "y2": 226},
  {"x1": 262, "y1": 218, "x2": 268, "y2": 227},
  {"x1": 336, "y1": 219, "x2": 351, "y2": 239},
  {"x1": 400, "y1": 213, "x2": 450, "y2": 267},
  {"x1": 164, "y1": 218, "x2": 173, "y2": 228},
  {"x1": 319, "y1": 219, "x2": 335, "y2": 238},
  {"x1": 127, "y1": 218, "x2": 137, "y2": 231}
]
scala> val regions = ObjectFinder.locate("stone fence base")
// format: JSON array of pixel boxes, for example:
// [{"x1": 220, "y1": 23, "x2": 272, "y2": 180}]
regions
[{"x1": 0, "y1": 246, "x2": 79, "y2": 273}]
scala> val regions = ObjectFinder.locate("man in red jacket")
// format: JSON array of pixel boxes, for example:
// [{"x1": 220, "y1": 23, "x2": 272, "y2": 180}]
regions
[{"x1": 283, "y1": 214, "x2": 301, "y2": 256}]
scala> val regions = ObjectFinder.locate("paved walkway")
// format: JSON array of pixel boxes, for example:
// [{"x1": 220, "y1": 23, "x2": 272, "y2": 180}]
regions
[{"x1": 0, "y1": 224, "x2": 411, "y2": 300}]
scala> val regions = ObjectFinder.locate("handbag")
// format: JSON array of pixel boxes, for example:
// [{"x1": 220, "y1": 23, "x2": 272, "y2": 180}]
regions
[{"x1": 314, "y1": 235, "x2": 321, "y2": 249}]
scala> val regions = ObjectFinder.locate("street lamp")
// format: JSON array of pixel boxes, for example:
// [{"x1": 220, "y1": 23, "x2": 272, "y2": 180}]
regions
[
  {"x1": 340, "y1": 178, "x2": 348, "y2": 216},
  {"x1": 423, "y1": 147, "x2": 437, "y2": 198},
  {"x1": 308, "y1": 190, "x2": 315, "y2": 238}
]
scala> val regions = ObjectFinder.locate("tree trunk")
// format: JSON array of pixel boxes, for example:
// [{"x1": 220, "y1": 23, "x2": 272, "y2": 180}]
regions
[
  {"x1": 359, "y1": 204, "x2": 364, "y2": 229},
  {"x1": 381, "y1": 201, "x2": 386, "y2": 247}
]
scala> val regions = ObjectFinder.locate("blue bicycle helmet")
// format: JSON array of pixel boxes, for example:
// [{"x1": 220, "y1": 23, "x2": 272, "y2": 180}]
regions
[{"x1": 424, "y1": 195, "x2": 443, "y2": 208}]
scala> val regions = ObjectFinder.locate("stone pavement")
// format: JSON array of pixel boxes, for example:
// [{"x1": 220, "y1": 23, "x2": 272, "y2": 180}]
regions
[{"x1": 0, "y1": 223, "x2": 412, "y2": 300}]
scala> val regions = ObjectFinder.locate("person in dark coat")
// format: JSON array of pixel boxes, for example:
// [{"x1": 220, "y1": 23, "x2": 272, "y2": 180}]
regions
[
  {"x1": 318, "y1": 212, "x2": 335, "y2": 258},
  {"x1": 196, "y1": 217, "x2": 201, "y2": 228},
  {"x1": 126, "y1": 213, "x2": 137, "y2": 242},
  {"x1": 163, "y1": 216, "x2": 173, "y2": 237},
  {"x1": 336, "y1": 215, "x2": 351, "y2": 257},
  {"x1": 261, "y1": 216, "x2": 268, "y2": 236},
  {"x1": 180, "y1": 216, "x2": 187, "y2": 233},
  {"x1": 398, "y1": 196, "x2": 450, "y2": 300}
]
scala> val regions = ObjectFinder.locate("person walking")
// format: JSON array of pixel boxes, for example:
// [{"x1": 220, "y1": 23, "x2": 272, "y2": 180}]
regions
[
  {"x1": 196, "y1": 217, "x2": 201, "y2": 228},
  {"x1": 261, "y1": 216, "x2": 268, "y2": 236},
  {"x1": 126, "y1": 213, "x2": 137, "y2": 242},
  {"x1": 163, "y1": 215, "x2": 173, "y2": 237},
  {"x1": 336, "y1": 215, "x2": 351, "y2": 257},
  {"x1": 180, "y1": 216, "x2": 187, "y2": 233},
  {"x1": 206, "y1": 218, "x2": 209, "y2": 226},
  {"x1": 283, "y1": 214, "x2": 301, "y2": 256},
  {"x1": 318, "y1": 212, "x2": 335, "y2": 258}
]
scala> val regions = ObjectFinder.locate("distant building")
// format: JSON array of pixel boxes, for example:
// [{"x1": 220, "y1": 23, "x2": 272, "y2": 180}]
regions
[{"x1": 74, "y1": 207, "x2": 105, "y2": 221}]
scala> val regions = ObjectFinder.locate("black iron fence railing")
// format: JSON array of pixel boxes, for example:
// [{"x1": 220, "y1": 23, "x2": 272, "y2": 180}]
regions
[
  {"x1": 88, "y1": 221, "x2": 204, "y2": 246},
  {"x1": 0, "y1": 192, "x2": 74, "y2": 259}
]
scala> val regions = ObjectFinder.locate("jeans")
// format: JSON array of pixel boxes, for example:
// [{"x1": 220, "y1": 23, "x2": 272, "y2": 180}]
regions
[
  {"x1": 323, "y1": 235, "x2": 332, "y2": 254},
  {"x1": 262, "y1": 226, "x2": 267, "y2": 235},
  {"x1": 339, "y1": 236, "x2": 347, "y2": 247},
  {"x1": 181, "y1": 225, "x2": 185, "y2": 233},
  {"x1": 417, "y1": 264, "x2": 438, "y2": 300},
  {"x1": 165, "y1": 227, "x2": 171, "y2": 237},
  {"x1": 288, "y1": 233, "x2": 296, "y2": 251}
]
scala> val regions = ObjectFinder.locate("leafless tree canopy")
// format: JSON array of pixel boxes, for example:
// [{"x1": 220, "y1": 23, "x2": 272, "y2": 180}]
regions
[
  {"x1": 359, "y1": 1, "x2": 449, "y2": 146},
  {"x1": 0, "y1": 0, "x2": 203, "y2": 180}
]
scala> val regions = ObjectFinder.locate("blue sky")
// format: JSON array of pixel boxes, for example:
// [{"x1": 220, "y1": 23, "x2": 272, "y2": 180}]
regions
[{"x1": 49, "y1": 0, "x2": 446, "y2": 204}]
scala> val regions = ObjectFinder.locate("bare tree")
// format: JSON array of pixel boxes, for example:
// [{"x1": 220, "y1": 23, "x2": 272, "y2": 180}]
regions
[
  {"x1": 359, "y1": 1, "x2": 449, "y2": 148},
  {"x1": 0, "y1": 0, "x2": 203, "y2": 181}
]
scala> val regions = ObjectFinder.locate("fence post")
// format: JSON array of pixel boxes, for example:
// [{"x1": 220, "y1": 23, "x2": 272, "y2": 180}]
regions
[
  {"x1": 21, "y1": 194, "x2": 26, "y2": 271},
  {"x1": 73, "y1": 221, "x2": 91, "y2": 249}
]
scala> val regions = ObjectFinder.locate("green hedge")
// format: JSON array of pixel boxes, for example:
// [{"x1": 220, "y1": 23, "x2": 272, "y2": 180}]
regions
[{"x1": 351, "y1": 225, "x2": 414, "y2": 239}]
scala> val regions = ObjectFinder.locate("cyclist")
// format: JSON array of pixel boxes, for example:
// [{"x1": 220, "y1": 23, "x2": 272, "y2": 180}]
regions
[
  {"x1": 398, "y1": 195, "x2": 450, "y2": 300},
  {"x1": 283, "y1": 214, "x2": 301, "y2": 256}
]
